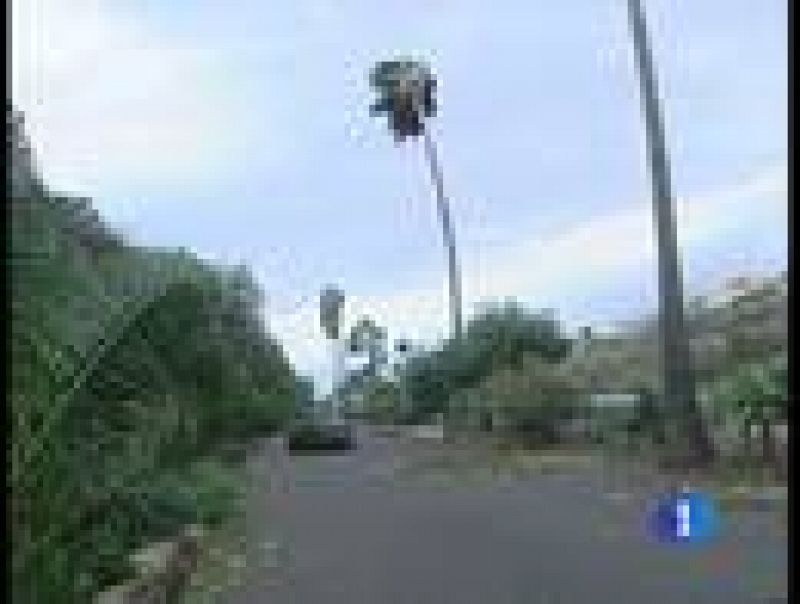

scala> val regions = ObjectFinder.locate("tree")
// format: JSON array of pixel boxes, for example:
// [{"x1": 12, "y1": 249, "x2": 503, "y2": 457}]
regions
[
  {"x1": 707, "y1": 356, "x2": 787, "y2": 466},
  {"x1": 370, "y1": 59, "x2": 462, "y2": 339},
  {"x1": 399, "y1": 301, "x2": 572, "y2": 421},
  {"x1": 478, "y1": 356, "x2": 580, "y2": 444},
  {"x1": 627, "y1": 0, "x2": 714, "y2": 465},
  {"x1": 724, "y1": 277, "x2": 788, "y2": 368},
  {"x1": 365, "y1": 379, "x2": 402, "y2": 423},
  {"x1": 340, "y1": 317, "x2": 390, "y2": 416},
  {"x1": 347, "y1": 316, "x2": 389, "y2": 378},
  {"x1": 294, "y1": 376, "x2": 317, "y2": 419}
]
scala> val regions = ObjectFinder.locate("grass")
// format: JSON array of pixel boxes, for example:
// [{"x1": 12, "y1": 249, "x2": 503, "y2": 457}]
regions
[
  {"x1": 81, "y1": 455, "x2": 249, "y2": 602},
  {"x1": 180, "y1": 520, "x2": 250, "y2": 602},
  {"x1": 180, "y1": 438, "x2": 285, "y2": 602},
  {"x1": 441, "y1": 434, "x2": 790, "y2": 508}
]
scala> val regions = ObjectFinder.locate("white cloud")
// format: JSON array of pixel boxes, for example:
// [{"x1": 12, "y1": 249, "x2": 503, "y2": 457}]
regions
[
  {"x1": 10, "y1": 0, "x2": 261, "y2": 198},
  {"x1": 676, "y1": 162, "x2": 788, "y2": 242},
  {"x1": 467, "y1": 160, "x2": 787, "y2": 302}
]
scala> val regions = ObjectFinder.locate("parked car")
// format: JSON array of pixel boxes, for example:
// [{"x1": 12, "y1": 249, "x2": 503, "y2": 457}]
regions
[{"x1": 287, "y1": 420, "x2": 355, "y2": 452}]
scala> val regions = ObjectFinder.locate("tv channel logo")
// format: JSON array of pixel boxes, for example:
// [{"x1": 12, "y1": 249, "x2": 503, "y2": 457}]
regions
[{"x1": 647, "y1": 488, "x2": 721, "y2": 545}]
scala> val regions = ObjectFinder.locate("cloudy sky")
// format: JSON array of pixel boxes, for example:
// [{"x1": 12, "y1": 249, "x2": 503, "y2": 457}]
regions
[{"x1": 11, "y1": 0, "x2": 787, "y2": 393}]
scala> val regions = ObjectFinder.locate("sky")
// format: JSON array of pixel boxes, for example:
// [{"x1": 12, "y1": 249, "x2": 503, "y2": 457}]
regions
[{"x1": 11, "y1": 0, "x2": 787, "y2": 394}]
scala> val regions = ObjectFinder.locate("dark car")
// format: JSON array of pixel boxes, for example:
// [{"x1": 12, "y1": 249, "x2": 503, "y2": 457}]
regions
[{"x1": 287, "y1": 420, "x2": 355, "y2": 453}]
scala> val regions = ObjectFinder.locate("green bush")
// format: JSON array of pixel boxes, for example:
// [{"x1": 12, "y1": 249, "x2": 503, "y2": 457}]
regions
[
  {"x1": 705, "y1": 355, "x2": 787, "y2": 462},
  {"x1": 186, "y1": 460, "x2": 246, "y2": 528},
  {"x1": 707, "y1": 356, "x2": 787, "y2": 424}
]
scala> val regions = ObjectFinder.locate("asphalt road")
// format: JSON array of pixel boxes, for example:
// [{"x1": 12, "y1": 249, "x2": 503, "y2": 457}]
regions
[{"x1": 225, "y1": 427, "x2": 787, "y2": 604}]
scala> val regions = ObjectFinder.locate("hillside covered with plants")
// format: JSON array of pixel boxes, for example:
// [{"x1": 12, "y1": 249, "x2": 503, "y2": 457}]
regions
[{"x1": 8, "y1": 105, "x2": 300, "y2": 601}]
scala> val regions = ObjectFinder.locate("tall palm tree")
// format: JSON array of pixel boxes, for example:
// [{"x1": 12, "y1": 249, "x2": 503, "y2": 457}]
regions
[
  {"x1": 626, "y1": 0, "x2": 714, "y2": 465},
  {"x1": 370, "y1": 59, "x2": 463, "y2": 340}
]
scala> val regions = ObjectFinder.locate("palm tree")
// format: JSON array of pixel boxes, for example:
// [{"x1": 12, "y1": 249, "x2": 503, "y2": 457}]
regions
[
  {"x1": 370, "y1": 59, "x2": 463, "y2": 340},
  {"x1": 626, "y1": 0, "x2": 714, "y2": 466}
]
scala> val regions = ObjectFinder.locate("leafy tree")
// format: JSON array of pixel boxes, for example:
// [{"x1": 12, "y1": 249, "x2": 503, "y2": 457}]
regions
[
  {"x1": 400, "y1": 301, "x2": 572, "y2": 421},
  {"x1": 478, "y1": 357, "x2": 580, "y2": 444},
  {"x1": 346, "y1": 316, "x2": 388, "y2": 377},
  {"x1": 707, "y1": 355, "x2": 787, "y2": 464}
]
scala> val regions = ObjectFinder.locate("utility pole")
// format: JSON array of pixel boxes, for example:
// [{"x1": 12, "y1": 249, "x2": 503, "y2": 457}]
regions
[{"x1": 626, "y1": 0, "x2": 713, "y2": 465}]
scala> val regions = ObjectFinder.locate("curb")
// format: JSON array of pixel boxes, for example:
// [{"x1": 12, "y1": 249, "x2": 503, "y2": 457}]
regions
[
  {"x1": 715, "y1": 486, "x2": 788, "y2": 509},
  {"x1": 95, "y1": 525, "x2": 204, "y2": 604}
]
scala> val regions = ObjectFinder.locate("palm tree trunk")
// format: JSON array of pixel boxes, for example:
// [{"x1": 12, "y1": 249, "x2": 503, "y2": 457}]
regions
[
  {"x1": 627, "y1": 0, "x2": 714, "y2": 466},
  {"x1": 423, "y1": 129, "x2": 463, "y2": 340}
]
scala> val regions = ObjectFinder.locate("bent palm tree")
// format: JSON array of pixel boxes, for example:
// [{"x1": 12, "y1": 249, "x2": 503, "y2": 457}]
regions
[{"x1": 370, "y1": 59, "x2": 463, "y2": 340}]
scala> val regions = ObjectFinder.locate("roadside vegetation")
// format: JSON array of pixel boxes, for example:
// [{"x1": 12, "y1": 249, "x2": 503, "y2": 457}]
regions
[
  {"x1": 8, "y1": 106, "x2": 300, "y2": 602},
  {"x1": 345, "y1": 277, "x2": 787, "y2": 476}
]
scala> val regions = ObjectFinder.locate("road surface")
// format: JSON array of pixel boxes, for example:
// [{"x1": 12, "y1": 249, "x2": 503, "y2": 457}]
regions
[{"x1": 224, "y1": 426, "x2": 787, "y2": 603}]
